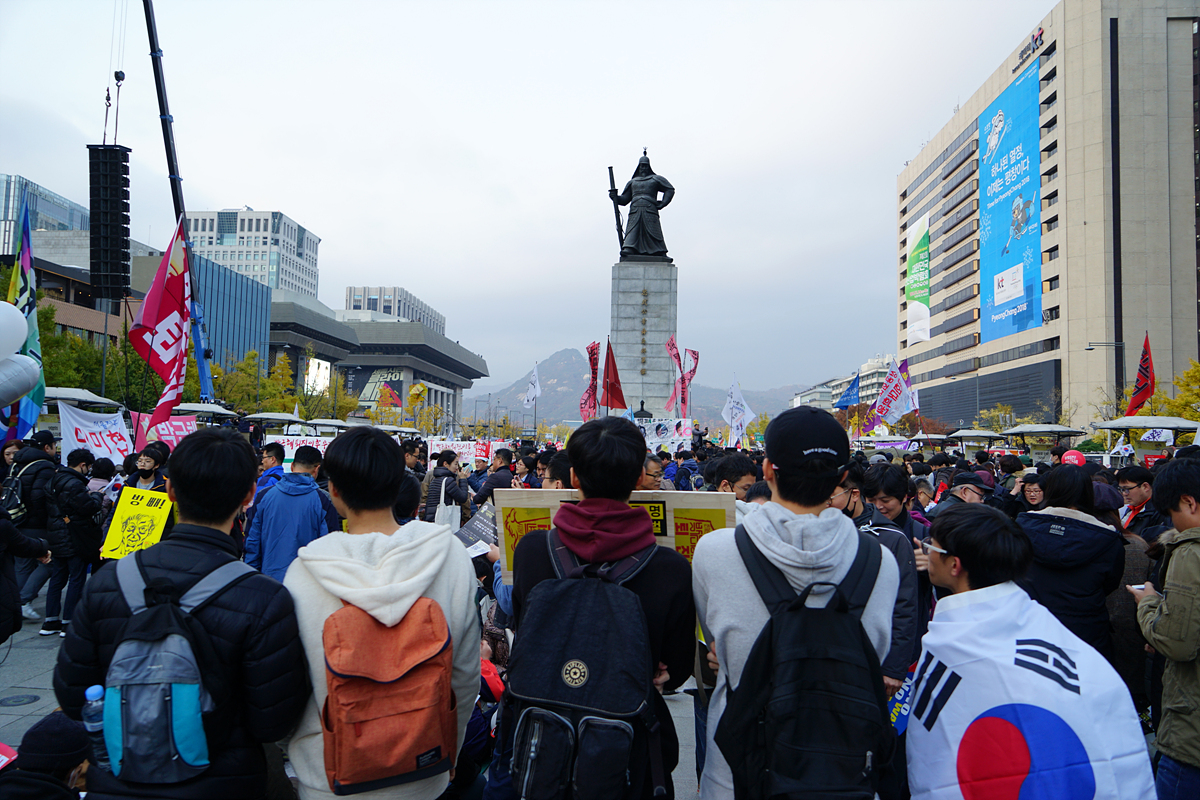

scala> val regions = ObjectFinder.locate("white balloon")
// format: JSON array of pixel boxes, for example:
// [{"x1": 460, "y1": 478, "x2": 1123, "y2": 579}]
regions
[
  {"x1": 0, "y1": 354, "x2": 41, "y2": 409},
  {"x1": 0, "y1": 302, "x2": 28, "y2": 356}
]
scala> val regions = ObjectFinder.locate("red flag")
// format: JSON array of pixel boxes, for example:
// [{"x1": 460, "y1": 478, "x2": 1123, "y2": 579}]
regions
[
  {"x1": 680, "y1": 349, "x2": 699, "y2": 418},
  {"x1": 130, "y1": 217, "x2": 192, "y2": 429},
  {"x1": 579, "y1": 341, "x2": 600, "y2": 421},
  {"x1": 1125, "y1": 333, "x2": 1155, "y2": 416},
  {"x1": 600, "y1": 339, "x2": 627, "y2": 411}
]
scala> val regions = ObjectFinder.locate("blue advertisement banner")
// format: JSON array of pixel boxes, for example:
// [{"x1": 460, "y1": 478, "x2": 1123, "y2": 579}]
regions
[{"x1": 978, "y1": 61, "x2": 1042, "y2": 343}]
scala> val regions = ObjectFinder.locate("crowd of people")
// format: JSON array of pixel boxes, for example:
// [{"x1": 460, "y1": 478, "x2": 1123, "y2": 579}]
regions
[{"x1": 0, "y1": 408, "x2": 1194, "y2": 798}]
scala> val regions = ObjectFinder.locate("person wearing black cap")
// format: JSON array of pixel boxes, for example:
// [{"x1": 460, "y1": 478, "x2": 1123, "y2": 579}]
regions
[
  {"x1": 923, "y1": 470, "x2": 990, "y2": 520},
  {"x1": 0, "y1": 710, "x2": 89, "y2": 798},
  {"x1": 11, "y1": 430, "x2": 62, "y2": 620},
  {"x1": 692, "y1": 406, "x2": 899, "y2": 798}
]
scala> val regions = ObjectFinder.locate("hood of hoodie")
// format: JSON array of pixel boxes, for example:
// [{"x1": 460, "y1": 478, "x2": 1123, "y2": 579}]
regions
[
  {"x1": 1018, "y1": 507, "x2": 1122, "y2": 568},
  {"x1": 276, "y1": 471, "x2": 317, "y2": 496},
  {"x1": 294, "y1": 520, "x2": 452, "y2": 627},
  {"x1": 553, "y1": 498, "x2": 656, "y2": 562},
  {"x1": 742, "y1": 502, "x2": 865, "y2": 596}
]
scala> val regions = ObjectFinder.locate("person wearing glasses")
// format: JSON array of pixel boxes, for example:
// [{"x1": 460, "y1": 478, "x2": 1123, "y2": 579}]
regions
[
  {"x1": 1017, "y1": 464, "x2": 1127, "y2": 663},
  {"x1": 637, "y1": 453, "x2": 669, "y2": 491},
  {"x1": 714, "y1": 454, "x2": 758, "y2": 524},
  {"x1": 923, "y1": 471, "x2": 990, "y2": 520},
  {"x1": 1116, "y1": 465, "x2": 1167, "y2": 540}
]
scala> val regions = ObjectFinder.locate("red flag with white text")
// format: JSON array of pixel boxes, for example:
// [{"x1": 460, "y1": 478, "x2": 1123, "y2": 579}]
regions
[
  {"x1": 130, "y1": 217, "x2": 192, "y2": 429},
  {"x1": 1125, "y1": 333, "x2": 1155, "y2": 417}
]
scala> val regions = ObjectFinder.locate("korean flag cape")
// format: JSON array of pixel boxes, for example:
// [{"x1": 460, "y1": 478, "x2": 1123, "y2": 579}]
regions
[{"x1": 906, "y1": 581, "x2": 1153, "y2": 800}]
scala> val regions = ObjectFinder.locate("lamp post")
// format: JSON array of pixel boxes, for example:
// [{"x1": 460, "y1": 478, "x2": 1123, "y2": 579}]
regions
[{"x1": 1084, "y1": 341, "x2": 1127, "y2": 416}]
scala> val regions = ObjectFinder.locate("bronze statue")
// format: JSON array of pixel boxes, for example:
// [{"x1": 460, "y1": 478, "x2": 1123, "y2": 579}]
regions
[{"x1": 608, "y1": 150, "x2": 675, "y2": 261}]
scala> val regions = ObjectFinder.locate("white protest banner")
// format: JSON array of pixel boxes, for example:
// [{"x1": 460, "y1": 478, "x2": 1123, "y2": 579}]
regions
[
  {"x1": 426, "y1": 440, "x2": 478, "y2": 464},
  {"x1": 58, "y1": 403, "x2": 135, "y2": 465},
  {"x1": 1140, "y1": 428, "x2": 1174, "y2": 445},
  {"x1": 635, "y1": 418, "x2": 694, "y2": 454},
  {"x1": 874, "y1": 359, "x2": 916, "y2": 424},
  {"x1": 131, "y1": 412, "x2": 198, "y2": 451},
  {"x1": 266, "y1": 435, "x2": 335, "y2": 463},
  {"x1": 721, "y1": 376, "x2": 755, "y2": 445}
]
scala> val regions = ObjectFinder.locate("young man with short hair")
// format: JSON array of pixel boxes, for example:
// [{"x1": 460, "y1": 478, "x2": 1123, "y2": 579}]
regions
[
  {"x1": 13, "y1": 431, "x2": 64, "y2": 619},
  {"x1": 283, "y1": 426, "x2": 479, "y2": 800},
  {"x1": 54, "y1": 428, "x2": 310, "y2": 799},
  {"x1": 693, "y1": 407, "x2": 899, "y2": 799},
  {"x1": 539, "y1": 450, "x2": 571, "y2": 491},
  {"x1": 1117, "y1": 465, "x2": 1167, "y2": 538},
  {"x1": 39, "y1": 449, "x2": 101, "y2": 637},
  {"x1": 257, "y1": 442, "x2": 285, "y2": 493},
  {"x1": 473, "y1": 448, "x2": 514, "y2": 505},
  {"x1": 908, "y1": 504, "x2": 1154, "y2": 799},
  {"x1": 715, "y1": 454, "x2": 758, "y2": 523},
  {"x1": 1129, "y1": 458, "x2": 1200, "y2": 797},
  {"x1": 490, "y1": 417, "x2": 695, "y2": 799},
  {"x1": 245, "y1": 445, "x2": 335, "y2": 582}
]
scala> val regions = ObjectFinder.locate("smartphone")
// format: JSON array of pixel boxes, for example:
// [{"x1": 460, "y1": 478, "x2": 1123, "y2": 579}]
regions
[{"x1": 1131, "y1": 584, "x2": 1146, "y2": 591}]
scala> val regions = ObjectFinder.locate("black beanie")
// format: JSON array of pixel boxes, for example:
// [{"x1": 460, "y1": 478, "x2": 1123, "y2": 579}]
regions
[{"x1": 16, "y1": 711, "x2": 88, "y2": 773}]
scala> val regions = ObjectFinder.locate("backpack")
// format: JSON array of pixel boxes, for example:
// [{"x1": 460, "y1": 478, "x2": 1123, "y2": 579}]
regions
[
  {"x1": 105, "y1": 552, "x2": 254, "y2": 784},
  {"x1": 506, "y1": 530, "x2": 666, "y2": 800},
  {"x1": 714, "y1": 525, "x2": 895, "y2": 800},
  {"x1": 320, "y1": 596, "x2": 457, "y2": 795},
  {"x1": 0, "y1": 461, "x2": 38, "y2": 526},
  {"x1": 674, "y1": 464, "x2": 694, "y2": 492}
]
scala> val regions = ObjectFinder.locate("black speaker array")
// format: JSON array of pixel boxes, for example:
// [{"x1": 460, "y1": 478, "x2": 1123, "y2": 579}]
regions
[{"x1": 88, "y1": 144, "x2": 131, "y2": 300}]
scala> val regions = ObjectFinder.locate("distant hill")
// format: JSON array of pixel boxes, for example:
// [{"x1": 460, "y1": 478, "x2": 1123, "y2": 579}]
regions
[{"x1": 463, "y1": 348, "x2": 806, "y2": 430}]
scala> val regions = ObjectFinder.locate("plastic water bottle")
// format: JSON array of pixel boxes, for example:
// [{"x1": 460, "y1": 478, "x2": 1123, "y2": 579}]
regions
[{"x1": 82, "y1": 684, "x2": 110, "y2": 771}]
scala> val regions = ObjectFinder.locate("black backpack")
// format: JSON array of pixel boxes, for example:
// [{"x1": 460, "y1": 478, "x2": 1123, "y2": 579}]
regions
[
  {"x1": 0, "y1": 461, "x2": 38, "y2": 526},
  {"x1": 714, "y1": 525, "x2": 895, "y2": 800},
  {"x1": 506, "y1": 530, "x2": 667, "y2": 800}
]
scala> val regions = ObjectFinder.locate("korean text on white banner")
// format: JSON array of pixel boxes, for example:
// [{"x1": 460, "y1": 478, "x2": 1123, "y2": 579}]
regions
[
  {"x1": 426, "y1": 440, "x2": 478, "y2": 464},
  {"x1": 722, "y1": 376, "x2": 756, "y2": 444},
  {"x1": 635, "y1": 418, "x2": 694, "y2": 454},
  {"x1": 874, "y1": 359, "x2": 916, "y2": 425},
  {"x1": 58, "y1": 403, "x2": 135, "y2": 465},
  {"x1": 266, "y1": 435, "x2": 335, "y2": 463},
  {"x1": 131, "y1": 412, "x2": 198, "y2": 451}
]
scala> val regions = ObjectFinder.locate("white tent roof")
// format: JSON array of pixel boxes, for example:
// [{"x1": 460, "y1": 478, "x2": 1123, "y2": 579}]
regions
[
  {"x1": 305, "y1": 418, "x2": 351, "y2": 429},
  {"x1": 43, "y1": 387, "x2": 123, "y2": 408},
  {"x1": 1002, "y1": 423, "x2": 1086, "y2": 436},
  {"x1": 243, "y1": 412, "x2": 305, "y2": 425},
  {"x1": 946, "y1": 429, "x2": 1005, "y2": 440},
  {"x1": 173, "y1": 402, "x2": 239, "y2": 417},
  {"x1": 1094, "y1": 416, "x2": 1199, "y2": 431}
]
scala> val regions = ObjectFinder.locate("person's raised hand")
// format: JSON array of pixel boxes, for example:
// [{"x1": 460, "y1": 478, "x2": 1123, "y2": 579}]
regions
[
  {"x1": 487, "y1": 544, "x2": 501, "y2": 564},
  {"x1": 912, "y1": 536, "x2": 929, "y2": 573},
  {"x1": 1127, "y1": 581, "x2": 1159, "y2": 603}
]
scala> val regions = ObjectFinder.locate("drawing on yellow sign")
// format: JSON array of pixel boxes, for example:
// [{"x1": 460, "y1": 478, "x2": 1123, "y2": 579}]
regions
[
  {"x1": 673, "y1": 508, "x2": 727, "y2": 561},
  {"x1": 100, "y1": 487, "x2": 173, "y2": 559},
  {"x1": 501, "y1": 507, "x2": 554, "y2": 568}
]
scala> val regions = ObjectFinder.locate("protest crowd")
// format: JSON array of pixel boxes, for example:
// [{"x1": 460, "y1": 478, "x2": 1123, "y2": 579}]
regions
[{"x1": 2, "y1": 404, "x2": 1200, "y2": 800}]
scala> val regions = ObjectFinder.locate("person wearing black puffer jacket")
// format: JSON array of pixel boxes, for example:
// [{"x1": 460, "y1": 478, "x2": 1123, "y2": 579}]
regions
[
  {"x1": 1018, "y1": 464, "x2": 1127, "y2": 663},
  {"x1": 11, "y1": 431, "x2": 62, "y2": 618},
  {"x1": 423, "y1": 450, "x2": 470, "y2": 524},
  {"x1": 38, "y1": 449, "x2": 101, "y2": 637},
  {"x1": 0, "y1": 512, "x2": 50, "y2": 647},
  {"x1": 53, "y1": 428, "x2": 310, "y2": 800}
]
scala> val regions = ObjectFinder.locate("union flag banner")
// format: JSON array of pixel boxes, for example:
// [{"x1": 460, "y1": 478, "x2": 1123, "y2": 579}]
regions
[
  {"x1": 1125, "y1": 333, "x2": 1155, "y2": 417},
  {"x1": 130, "y1": 217, "x2": 192, "y2": 429}
]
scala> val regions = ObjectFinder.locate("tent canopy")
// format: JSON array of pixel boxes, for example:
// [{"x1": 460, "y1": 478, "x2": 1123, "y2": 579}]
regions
[
  {"x1": 243, "y1": 412, "x2": 305, "y2": 425},
  {"x1": 305, "y1": 418, "x2": 351, "y2": 429},
  {"x1": 1094, "y1": 416, "x2": 1198, "y2": 431},
  {"x1": 44, "y1": 387, "x2": 123, "y2": 408},
  {"x1": 946, "y1": 428, "x2": 1004, "y2": 440},
  {"x1": 173, "y1": 402, "x2": 239, "y2": 417}
]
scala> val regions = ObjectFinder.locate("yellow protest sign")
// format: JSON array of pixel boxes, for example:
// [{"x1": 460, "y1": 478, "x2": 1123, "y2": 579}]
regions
[
  {"x1": 499, "y1": 505, "x2": 555, "y2": 572},
  {"x1": 672, "y1": 507, "x2": 727, "y2": 561},
  {"x1": 100, "y1": 487, "x2": 172, "y2": 559}
]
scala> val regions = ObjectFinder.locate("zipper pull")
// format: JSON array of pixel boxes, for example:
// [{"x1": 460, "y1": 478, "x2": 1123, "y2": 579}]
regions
[{"x1": 865, "y1": 750, "x2": 873, "y2": 773}]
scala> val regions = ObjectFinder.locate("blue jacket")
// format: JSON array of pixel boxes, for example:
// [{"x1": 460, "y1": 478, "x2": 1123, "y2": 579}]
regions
[
  {"x1": 245, "y1": 473, "x2": 331, "y2": 582},
  {"x1": 256, "y1": 465, "x2": 284, "y2": 493}
]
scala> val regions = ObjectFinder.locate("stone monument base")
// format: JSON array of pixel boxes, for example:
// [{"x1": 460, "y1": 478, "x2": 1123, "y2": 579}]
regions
[{"x1": 610, "y1": 260, "x2": 678, "y2": 416}]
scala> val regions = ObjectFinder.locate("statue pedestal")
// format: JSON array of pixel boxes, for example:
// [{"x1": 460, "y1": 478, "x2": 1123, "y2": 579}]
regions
[{"x1": 610, "y1": 260, "x2": 678, "y2": 416}]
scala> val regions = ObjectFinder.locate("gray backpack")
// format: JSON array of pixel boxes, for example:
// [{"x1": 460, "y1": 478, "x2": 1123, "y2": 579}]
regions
[{"x1": 101, "y1": 553, "x2": 254, "y2": 783}]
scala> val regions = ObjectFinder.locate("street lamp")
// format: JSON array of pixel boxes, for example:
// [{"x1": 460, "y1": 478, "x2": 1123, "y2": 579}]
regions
[{"x1": 1085, "y1": 341, "x2": 1126, "y2": 415}]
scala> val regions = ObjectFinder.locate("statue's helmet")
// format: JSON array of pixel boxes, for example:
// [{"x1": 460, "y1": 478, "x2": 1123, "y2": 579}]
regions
[{"x1": 633, "y1": 154, "x2": 654, "y2": 178}]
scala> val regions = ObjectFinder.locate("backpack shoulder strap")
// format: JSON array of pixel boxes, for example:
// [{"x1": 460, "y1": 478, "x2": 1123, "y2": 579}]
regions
[
  {"x1": 116, "y1": 550, "x2": 149, "y2": 614},
  {"x1": 733, "y1": 524, "x2": 797, "y2": 615},
  {"x1": 598, "y1": 541, "x2": 657, "y2": 586},
  {"x1": 547, "y1": 527, "x2": 658, "y2": 584},
  {"x1": 180, "y1": 560, "x2": 256, "y2": 613},
  {"x1": 547, "y1": 527, "x2": 581, "y2": 579},
  {"x1": 839, "y1": 530, "x2": 883, "y2": 618}
]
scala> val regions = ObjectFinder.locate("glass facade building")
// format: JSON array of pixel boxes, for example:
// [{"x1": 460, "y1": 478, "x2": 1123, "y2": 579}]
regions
[
  {"x1": 1, "y1": 174, "x2": 90, "y2": 255},
  {"x1": 191, "y1": 254, "x2": 272, "y2": 371}
]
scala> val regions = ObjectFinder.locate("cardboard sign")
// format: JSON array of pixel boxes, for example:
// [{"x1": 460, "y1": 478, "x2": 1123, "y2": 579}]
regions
[
  {"x1": 100, "y1": 487, "x2": 173, "y2": 559},
  {"x1": 58, "y1": 403, "x2": 135, "y2": 465},
  {"x1": 132, "y1": 412, "x2": 197, "y2": 451},
  {"x1": 491, "y1": 488, "x2": 735, "y2": 579}
]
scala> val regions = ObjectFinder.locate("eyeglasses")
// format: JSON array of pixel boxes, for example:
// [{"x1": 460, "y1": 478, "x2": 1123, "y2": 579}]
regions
[
  {"x1": 733, "y1": 482, "x2": 755, "y2": 494},
  {"x1": 645, "y1": 471, "x2": 664, "y2": 480},
  {"x1": 920, "y1": 539, "x2": 949, "y2": 555},
  {"x1": 1118, "y1": 484, "x2": 1145, "y2": 495},
  {"x1": 828, "y1": 487, "x2": 853, "y2": 503}
]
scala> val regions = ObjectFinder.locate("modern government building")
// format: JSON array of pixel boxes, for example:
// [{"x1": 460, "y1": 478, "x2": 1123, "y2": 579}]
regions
[{"x1": 897, "y1": 0, "x2": 1200, "y2": 428}]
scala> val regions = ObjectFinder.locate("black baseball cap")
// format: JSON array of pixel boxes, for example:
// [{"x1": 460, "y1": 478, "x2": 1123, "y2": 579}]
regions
[
  {"x1": 764, "y1": 406, "x2": 850, "y2": 474},
  {"x1": 26, "y1": 430, "x2": 58, "y2": 448},
  {"x1": 951, "y1": 472, "x2": 989, "y2": 491}
]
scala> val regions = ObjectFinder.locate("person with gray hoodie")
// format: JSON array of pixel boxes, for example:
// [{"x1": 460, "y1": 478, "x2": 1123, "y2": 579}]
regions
[
  {"x1": 283, "y1": 427, "x2": 480, "y2": 800},
  {"x1": 692, "y1": 406, "x2": 899, "y2": 799}
]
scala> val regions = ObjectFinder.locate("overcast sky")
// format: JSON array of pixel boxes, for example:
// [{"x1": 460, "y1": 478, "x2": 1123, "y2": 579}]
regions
[{"x1": 1, "y1": 0, "x2": 1054, "y2": 391}]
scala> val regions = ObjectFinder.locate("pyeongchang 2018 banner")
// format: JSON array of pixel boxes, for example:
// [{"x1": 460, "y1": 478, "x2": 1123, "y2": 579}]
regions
[{"x1": 978, "y1": 61, "x2": 1041, "y2": 343}]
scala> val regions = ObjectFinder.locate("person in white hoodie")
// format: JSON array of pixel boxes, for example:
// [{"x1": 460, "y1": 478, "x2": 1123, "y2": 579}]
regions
[
  {"x1": 284, "y1": 426, "x2": 480, "y2": 800},
  {"x1": 692, "y1": 406, "x2": 899, "y2": 799}
]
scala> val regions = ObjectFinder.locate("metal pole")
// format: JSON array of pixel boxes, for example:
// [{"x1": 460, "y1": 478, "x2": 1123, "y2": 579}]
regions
[{"x1": 100, "y1": 301, "x2": 110, "y2": 397}]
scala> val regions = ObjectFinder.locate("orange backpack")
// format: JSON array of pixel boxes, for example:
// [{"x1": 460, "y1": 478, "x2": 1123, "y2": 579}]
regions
[{"x1": 321, "y1": 597, "x2": 457, "y2": 796}]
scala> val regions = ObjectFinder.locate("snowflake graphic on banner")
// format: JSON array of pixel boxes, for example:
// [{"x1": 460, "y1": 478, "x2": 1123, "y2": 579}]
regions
[
  {"x1": 1023, "y1": 243, "x2": 1036, "y2": 271},
  {"x1": 979, "y1": 213, "x2": 992, "y2": 248}
]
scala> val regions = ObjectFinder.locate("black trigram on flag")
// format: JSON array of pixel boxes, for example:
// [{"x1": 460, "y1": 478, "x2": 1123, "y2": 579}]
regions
[
  {"x1": 1014, "y1": 638, "x2": 1080, "y2": 694},
  {"x1": 910, "y1": 651, "x2": 961, "y2": 731}
]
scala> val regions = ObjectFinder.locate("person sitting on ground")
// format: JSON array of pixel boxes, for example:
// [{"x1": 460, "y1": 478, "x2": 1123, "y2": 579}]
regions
[
  {"x1": 283, "y1": 426, "x2": 479, "y2": 800},
  {"x1": 245, "y1": 445, "x2": 335, "y2": 582},
  {"x1": 908, "y1": 504, "x2": 1153, "y2": 799},
  {"x1": 693, "y1": 406, "x2": 898, "y2": 799},
  {"x1": 1017, "y1": 464, "x2": 1126, "y2": 662},
  {"x1": 0, "y1": 710, "x2": 89, "y2": 798},
  {"x1": 54, "y1": 428, "x2": 310, "y2": 800}
]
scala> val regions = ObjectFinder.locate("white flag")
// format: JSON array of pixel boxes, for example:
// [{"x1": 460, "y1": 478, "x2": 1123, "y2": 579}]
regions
[
  {"x1": 523, "y1": 363, "x2": 541, "y2": 409},
  {"x1": 875, "y1": 359, "x2": 916, "y2": 424},
  {"x1": 721, "y1": 375, "x2": 756, "y2": 444},
  {"x1": 907, "y1": 582, "x2": 1154, "y2": 800},
  {"x1": 1140, "y1": 428, "x2": 1173, "y2": 445}
]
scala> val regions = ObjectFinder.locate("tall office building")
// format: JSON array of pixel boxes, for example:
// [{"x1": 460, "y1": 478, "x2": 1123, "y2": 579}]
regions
[
  {"x1": 1, "y1": 174, "x2": 90, "y2": 255},
  {"x1": 186, "y1": 207, "x2": 320, "y2": 297},
  {"x1": 897, "y1": 0, "x2": 1200, "y2": 428},
  {"x1": 344, "y1": 286, "x2": 446, "y2": 334}
]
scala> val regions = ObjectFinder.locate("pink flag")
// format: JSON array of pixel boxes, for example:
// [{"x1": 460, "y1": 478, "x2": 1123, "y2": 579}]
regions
[
  {"x1": 680, "y1": 349, "x2": 699, "y2": 418},
  {"x1": 579, "y1": 341, "x2": 600, "y2": 421},
  {"x1": 129, "y1": 217, "x2": 191, "y2": 429},
  {"x1": 664, "y1": 335, "x2": 684, "y2": 412}
]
